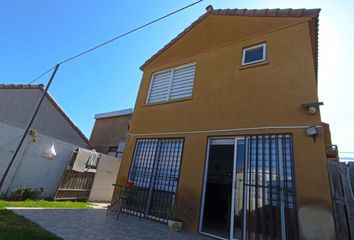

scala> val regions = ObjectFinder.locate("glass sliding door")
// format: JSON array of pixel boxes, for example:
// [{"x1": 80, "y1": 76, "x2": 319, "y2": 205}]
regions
[
  {"x1": 232, "y1": 139, "x2": 246, "y2": 239},
  {"x1": 242, "y1": 135, "x2": 297, "y2": 240},
  {"x1": 201, "y1": 135, "x2": 297, "y2": 240}
]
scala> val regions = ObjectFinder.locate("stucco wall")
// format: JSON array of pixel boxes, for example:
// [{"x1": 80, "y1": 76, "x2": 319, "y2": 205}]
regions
[
  {"x1": 0, "y1": 88, "x2": 87, "y2": 146},
  {"x1": 89, "y1": 115, "x2": 131, "y2": 153},
  {"x1": 132, "y1": 21, "x2": 320, "y2": 133},
  {"x1": 115, "y1": 15, "x2": 334, "y2": 239},
  {"x1": 0, "y1": 122, "x2": 85, "y2": 198},
  {"x1": 88, "y1": 154, "x2": 121, "y2": 202}
]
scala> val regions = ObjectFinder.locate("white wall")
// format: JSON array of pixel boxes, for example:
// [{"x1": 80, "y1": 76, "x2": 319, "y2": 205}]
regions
[
  {"x1": 0, "y1": 89, "x2": 87, "y2": 146},
  {"x1": 0, "y1": 121, "x2": 85, "y2": 198},
  {"x1": 88, "y1": 154, "x2": 121, "y2": 202}
]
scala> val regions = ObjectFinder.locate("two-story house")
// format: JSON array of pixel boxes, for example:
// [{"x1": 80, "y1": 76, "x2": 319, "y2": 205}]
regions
[{"x1": 114, "y1": 7, "x2": 336, "y2": 240}]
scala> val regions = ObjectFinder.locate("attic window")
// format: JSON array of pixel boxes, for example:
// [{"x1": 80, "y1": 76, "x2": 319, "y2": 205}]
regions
[{"x1": 242, "y1": 43, "x2": 267, "y2": 66}]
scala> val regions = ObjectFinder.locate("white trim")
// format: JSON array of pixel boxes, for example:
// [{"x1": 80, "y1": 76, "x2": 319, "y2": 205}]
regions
[
  {"x1": 242, "y1": 137, "x2": 249, "y2": 240},
  {"x1": 199, "y1": 138, "x2": 211, "y2": 234},
  {"x1": 200, "y1": 137, "x2": 244, "y2": 240},
  {"x1": 199, "y1": 232, "x2": 229, "y2": 240},
  {"x1": 241, "y1": 43, "x2": 267, "y2": 66},
  {"x1": 230, "y1": 138, "x2": 238, "y2": 239},
  {"x1": 127, "y1": 125, "x2": 322, "y2": 137},
  {"x1": 94, "y1": 108, "x2": 133, "y2": 119},
  {"x1": 172, "y1": 62, "x2": 196, "y2": 70},
  {"x1": 145, "y1": 72, "x2": 157, "y2": 105}
]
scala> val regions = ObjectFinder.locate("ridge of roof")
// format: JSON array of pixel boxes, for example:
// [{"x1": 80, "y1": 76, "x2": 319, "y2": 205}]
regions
[
  {"x1": 0, "y1": 84, "x2": 90, "y2": 146},
  {"x1": 140, "y1": 8, "x2": 320, "y2": 79},
  {"x1": 0, "y1": 84, "x2": 45, "y2": 89}
]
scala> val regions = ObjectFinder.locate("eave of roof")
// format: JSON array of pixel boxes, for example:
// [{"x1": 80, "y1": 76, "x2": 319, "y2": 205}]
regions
[
  {"x1": 140, "y1": 8, "x2": 320, "y2": 79},
  {"x1": 95, "y1": 108, "x2": 133, "y2": 119},
  {"x1": 0, "y1": 84, "x2": 90, "y2": 146}
]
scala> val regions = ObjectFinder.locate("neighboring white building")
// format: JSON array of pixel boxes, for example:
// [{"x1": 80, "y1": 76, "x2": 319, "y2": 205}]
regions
[{"x1": 0, "y1": 84, "x2": 89, "y2": 198}]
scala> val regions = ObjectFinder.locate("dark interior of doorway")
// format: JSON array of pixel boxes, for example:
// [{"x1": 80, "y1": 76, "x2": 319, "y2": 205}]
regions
[{"x1": 201, "y1": 144, "x2": 234, "y2": 239}]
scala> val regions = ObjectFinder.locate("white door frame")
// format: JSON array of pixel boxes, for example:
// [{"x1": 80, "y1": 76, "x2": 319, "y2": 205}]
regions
[{"x1": 199, "y1": 137, "x2": 245, "y2": 240}]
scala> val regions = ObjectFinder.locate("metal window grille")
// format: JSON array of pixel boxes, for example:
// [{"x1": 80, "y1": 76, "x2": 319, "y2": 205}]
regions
[
  {"x1": 126, "y1": 138, "x2": 184, "y2": 222},
  {"x1": 243, "y1": 134, "x2": 297, "y2": 240}
]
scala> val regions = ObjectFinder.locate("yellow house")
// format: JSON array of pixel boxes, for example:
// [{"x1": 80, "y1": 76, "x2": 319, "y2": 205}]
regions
[{"x1": 114, "y1": 7, "x2": 337, "y2": 240}]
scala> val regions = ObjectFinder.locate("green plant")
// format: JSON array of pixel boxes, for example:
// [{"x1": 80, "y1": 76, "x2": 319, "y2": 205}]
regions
[
  {"x1": 167, "y1": 203, "x2": 192, "y2": 222},
  {"x1": 9, "y1": 187, "x2": 44, "y2": 201}
]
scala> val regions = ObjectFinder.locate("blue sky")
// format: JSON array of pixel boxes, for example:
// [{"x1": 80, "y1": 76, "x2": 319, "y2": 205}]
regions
[{"x1": 1, "y1": 0, "x2": 353, "y2": 159}]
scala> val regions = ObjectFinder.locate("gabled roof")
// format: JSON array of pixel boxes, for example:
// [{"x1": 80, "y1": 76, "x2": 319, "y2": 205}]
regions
[
  {"x1": 140, "y1": 8, "x2": 320, "y2": 78},
  {"x1": 0, "y1": 84, "x2": 90, "y2": 145}
]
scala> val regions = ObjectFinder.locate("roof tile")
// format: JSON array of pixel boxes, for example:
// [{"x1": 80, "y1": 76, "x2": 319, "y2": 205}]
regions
[
  {"x1": 244, "y1": 9, "x2": 257, "y2": 16},
  {"x1": 289, "y1": 9, "x2": 305, "y2": 17},
  {"x1": 277, "y1": 9, "x2": 291, "y2": 17},
  {"x1": 140, "y1": 7, "x2": 321, "y2": 79},
  {"x1": 254, "y1": 9, "x2": 267, "y2": 16},
  {"x1": 266, "y1": 9, "x2": 279, "y2": 17}
]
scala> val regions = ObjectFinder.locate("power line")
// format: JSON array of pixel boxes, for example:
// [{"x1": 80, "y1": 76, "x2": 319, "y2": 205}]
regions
[
  {"x1": 0, "y1": 66, "x2": 56, "y2": 107},
  {"x1": 58, "y1": 0, "x2": 204, "y2": 65},
  {"x1": 0, "y1": 1, "x2": 205, "y2": 194},
  {"x1": 28, "y1": 66, "x2": 56, "y2": 84},
  {"x1": 0, "y1": 0, "x2": 204, "y2": 106}
]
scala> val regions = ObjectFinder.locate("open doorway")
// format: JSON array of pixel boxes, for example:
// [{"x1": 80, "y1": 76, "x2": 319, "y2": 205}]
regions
[{"x1": 201, "y1": 142, "x2": 234, "y2": 238}]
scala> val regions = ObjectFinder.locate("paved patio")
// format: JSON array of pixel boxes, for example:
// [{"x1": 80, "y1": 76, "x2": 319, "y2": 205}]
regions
[{"x1": 12, "y1": 208, "x2": 209, "y2": 240}]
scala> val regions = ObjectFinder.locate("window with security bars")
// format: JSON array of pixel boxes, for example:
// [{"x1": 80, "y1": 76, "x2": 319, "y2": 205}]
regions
[
  {"x1": 146, "y1": 63, "x2": 196, "y2": 104},
  {"x1": 243, "y1": 134, "x2": 297, "y2": 240},
  {"x1": 127, "y1": 138, "x2": 184, "y2": 221}
]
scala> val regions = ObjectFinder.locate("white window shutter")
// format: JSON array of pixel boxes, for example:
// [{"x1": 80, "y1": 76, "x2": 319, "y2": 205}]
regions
[
  {"x1": 147, "y1": 63, "x2": 196, "y2": 104},
  {"x1": 170, "y1": 64, "x2": 196, "y2": 100},
  {"x1": 147, "y1": 70, "x2": 172, "y2": 103}
]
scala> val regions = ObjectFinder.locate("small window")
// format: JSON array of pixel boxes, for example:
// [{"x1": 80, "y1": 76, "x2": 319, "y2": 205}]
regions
[
  {"x1": 147, "y1": 63, "x2": 196, "y2": 104},
  {"x1": 241, "y1": 43, "x2": 267, "y2": 66}
]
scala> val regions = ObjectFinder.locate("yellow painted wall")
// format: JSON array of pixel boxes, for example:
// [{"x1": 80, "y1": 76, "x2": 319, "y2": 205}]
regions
[{"x1": 115, "y1": 15, "x2": 335, "y2": 239}]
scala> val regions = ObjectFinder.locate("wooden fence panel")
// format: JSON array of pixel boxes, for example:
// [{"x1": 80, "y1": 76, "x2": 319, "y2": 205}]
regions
[
  {"x1": 54, "y1": 169, "x2": 95, "y2": 201},
  {"x1": 328, "y1": 161, "x2": 350, "y2": 240},
  {"x1": 328, "y1": 161, "x2": 354, "y2": 240},
  {"x1": 341, "y1": 163, "x2": 354, "y2": 238}
]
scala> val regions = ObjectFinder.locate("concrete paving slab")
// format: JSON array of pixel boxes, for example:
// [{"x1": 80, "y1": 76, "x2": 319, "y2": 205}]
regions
[{"x1": 12, "y1": 208, "x2": 209, "y2": 240}]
